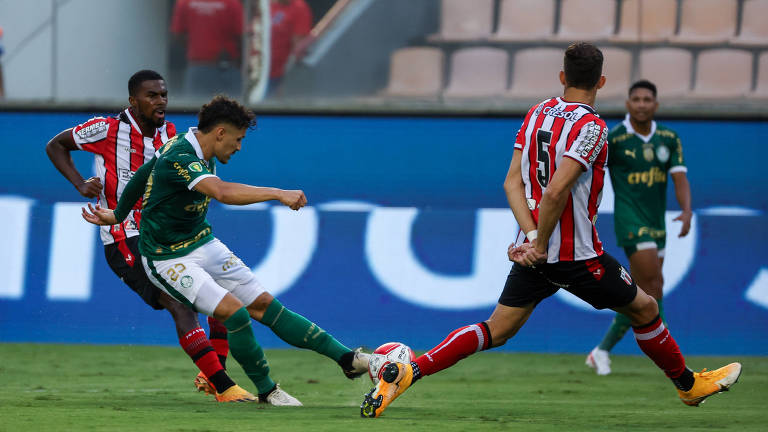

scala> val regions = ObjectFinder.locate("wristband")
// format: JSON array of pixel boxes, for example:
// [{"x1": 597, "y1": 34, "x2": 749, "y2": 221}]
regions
[{"x1": 526, "y1": 230, "x2": 538, "y2": 242}]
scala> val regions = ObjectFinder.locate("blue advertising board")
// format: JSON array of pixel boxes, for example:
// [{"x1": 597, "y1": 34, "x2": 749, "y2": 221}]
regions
[{"x1": 1, "y1": 112, "x2": 766, "y2": 355}]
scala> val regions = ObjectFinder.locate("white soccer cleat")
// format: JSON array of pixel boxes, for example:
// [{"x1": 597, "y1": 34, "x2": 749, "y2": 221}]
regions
[
  {"x1": 262, "y1": 384, "x2": 303, "y2": 406},
  {"x1": 586, "y1": 347, "x2": 612, "y2": 376}
]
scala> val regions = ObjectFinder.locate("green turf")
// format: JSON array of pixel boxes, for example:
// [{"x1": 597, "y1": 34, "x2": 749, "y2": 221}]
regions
[{"x1": 0, "y1": 343, "x2": 763, "y2": 431}]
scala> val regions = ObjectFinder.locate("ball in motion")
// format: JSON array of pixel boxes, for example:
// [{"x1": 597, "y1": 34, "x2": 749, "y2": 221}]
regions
[{"x1": 368, "y1": 342, "x2": 415, "y2": 385}]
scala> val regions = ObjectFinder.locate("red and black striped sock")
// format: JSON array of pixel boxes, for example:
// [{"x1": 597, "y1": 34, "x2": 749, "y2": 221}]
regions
[
  {"x1": 207, "y1": 316, "x2": 229, "y2": 369},
  {"x1": 180, "y1": 326, "x2": 234, "y2": 393},
  {"x1": 414, "y1": 322, "x2": 491, "y2": 379}
]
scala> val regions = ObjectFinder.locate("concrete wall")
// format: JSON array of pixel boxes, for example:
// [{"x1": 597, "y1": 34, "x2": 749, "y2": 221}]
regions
[{"x1": 0, "y1": 0, "x2": 171, "y2": 102}]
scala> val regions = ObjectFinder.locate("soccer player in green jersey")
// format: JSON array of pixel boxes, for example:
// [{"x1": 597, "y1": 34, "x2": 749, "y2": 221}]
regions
[
  {"x1": 82, "y1": 95, "x2": 370, "y2": 405},
  {"x1": 586, "y1": 80, "x2": 692, "y2": 375}
]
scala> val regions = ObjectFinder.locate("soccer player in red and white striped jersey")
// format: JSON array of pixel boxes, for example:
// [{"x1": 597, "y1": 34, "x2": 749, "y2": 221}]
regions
[
  {"x1": 46, "y1": 70, "x2": 250, "y2": 402},
  {"x1": 361, "y1": 43, "x2": 741, "y2": 418}
]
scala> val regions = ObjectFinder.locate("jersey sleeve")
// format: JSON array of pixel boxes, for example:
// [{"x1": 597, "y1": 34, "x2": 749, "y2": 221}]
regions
[
  {"x1": 668, "y1": 132, "x2": 687, "y2": 174},
  {"x1": 71, "y1": 117, "x2": 111, "y2": 153},
  {"x1": 514, "y1": 104, "x2": 538, "y2": 150},
  {"x1": 114, "y1": 156, "x2": 157, "y2": 222},
  {"x1": 166, "y1": 152, "x2": 217, "y2": 191},
  {"x1": 564, "y1": 119, "x2": 608, "y2": 170}
]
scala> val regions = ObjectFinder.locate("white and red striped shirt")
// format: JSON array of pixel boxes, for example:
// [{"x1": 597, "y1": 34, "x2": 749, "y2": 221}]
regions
[
  {"x1": 72, "y1": 109, "x2": 177, "y2": 245},
  {"x1": 513, "y1": 97, "x2": 608, "y2": 263}
]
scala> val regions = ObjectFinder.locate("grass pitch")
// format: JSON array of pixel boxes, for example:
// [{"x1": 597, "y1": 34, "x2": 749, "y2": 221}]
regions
[{"x1": 0, "y1": 343, "x2": 764, "y2": 431}]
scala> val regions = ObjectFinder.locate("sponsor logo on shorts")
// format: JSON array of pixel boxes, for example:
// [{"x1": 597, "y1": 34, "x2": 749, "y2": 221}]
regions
[
  {"x1": 180, "y1": 275, "x2": 193, "y2": 288},
  {"x1": 620, "y1": 266, "x2": 633, "y2": 285}
]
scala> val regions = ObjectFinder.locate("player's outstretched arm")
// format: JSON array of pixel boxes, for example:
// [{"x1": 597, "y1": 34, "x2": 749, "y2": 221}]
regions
[
  {"x1": 194, "y1": 177, "x2": 307, "y2": 210},
  {"x1": 46, "y1": 129, "x2": 103, "y2": 198},
  {"x1": 82, "y1": 203, "x2": 117, "y2": 226},
  {"x1": 112, "y1": 157, "x2": 157, "y2": 222}
]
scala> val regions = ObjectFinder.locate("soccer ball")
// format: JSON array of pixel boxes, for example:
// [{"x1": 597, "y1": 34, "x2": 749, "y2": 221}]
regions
[{"x1": 368, "y1": 342, "x2": 415, "y2": 385}]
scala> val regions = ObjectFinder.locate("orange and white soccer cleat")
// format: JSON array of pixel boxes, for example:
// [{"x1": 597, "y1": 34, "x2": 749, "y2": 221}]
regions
[
  {"x1": 677, "y1": 362, "x2": 742, "y2": 406},
  {"x1": 215, "y1": 384, "x2": 257, "y2": 403},
  {"x1": 194, "y1": 372, "x2": 216, "y2": 396},
  {"x1": 361, "y1": 362, "x2": 414, "y2": 418}
]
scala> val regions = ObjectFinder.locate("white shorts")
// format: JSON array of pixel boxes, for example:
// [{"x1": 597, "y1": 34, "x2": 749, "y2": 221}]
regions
[{"x1": 142, "y1": 238, "x2": 266, "y2": 316}]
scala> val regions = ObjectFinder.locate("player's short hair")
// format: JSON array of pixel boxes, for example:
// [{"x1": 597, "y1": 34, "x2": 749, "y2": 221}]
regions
[
  {"x1": 197, "y1": 95, "x2": 257, "y2": 133},
  {"x1": 563, "y1": 42, "x2": 603, "y2": 90},
  {"x1": 128, "y1": 70, "x2": 165, "y2": 96},
  {"x1": 628, "y1": 79, "x2": 657, "y2": 99}
]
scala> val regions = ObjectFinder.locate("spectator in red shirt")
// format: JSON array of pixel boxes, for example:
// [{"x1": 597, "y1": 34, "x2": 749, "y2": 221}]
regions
[
  {"x1": 268, "y1": 0, "x2": 313, "y2": 94},
  {"x1": 171, "y1": 0, "x2": 244, "y2": 99}
]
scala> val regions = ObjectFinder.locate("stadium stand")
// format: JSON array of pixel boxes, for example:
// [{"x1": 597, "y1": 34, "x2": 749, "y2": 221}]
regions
[
  {"x1": 610, "y1": 0, "x2": 677, "y2": 43},
  {"x1": 730, "y1": 0, "x2": 768, "y2": 47},
  {"x1": 429, "y1": 0, "x2": 494, "y2": 42},
  {"x1": 506, "y1": 47, "x2": 563, "y2": 98},
  {"x1": 669, "y1": 0, "x2": 738, "y2": 45},
  {"x1": 690, "y1": 48, "x2": 753, "y2": 98},
  {"x1": 638, "y1": 48, "x2": 693, "y2": 98},
  {"x1": 599, "y1": 47, "x2": 633, "y2": 99},
  {"x1": 443, "y1": 47, "x2": 508, "y2": 98},
  {"x1": 382, "y1": 47, "x2": 444, "y2": 98},
  {"x1": 373, "y1": 0, "x2": 768, "y2": 108},
  {"x1": 554, "y1": 0, "x2": 616, "y2": 42},
  {"x1": 491, "y1": 0, "x2": 556, "y2": 42},
  {"x1": 752, "y1": 51, "x2": 768, "y2": 98}
]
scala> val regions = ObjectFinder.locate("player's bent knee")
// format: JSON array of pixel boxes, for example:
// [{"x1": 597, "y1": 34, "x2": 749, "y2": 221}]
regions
[
  {"x1": 246, "y1": 292, "x2": 275, "y2": 321},
  {"x1": 213, "y1": 292, "x2": 246, "y2": 322},
  {"x1": 617, "y1": 290, "x2": 659, "y2": 326}
]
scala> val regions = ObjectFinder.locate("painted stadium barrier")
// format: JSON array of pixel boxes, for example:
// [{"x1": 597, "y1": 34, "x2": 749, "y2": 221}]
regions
[{"x1": 1, "y1": 113, "x2": 766, "y2": 355}]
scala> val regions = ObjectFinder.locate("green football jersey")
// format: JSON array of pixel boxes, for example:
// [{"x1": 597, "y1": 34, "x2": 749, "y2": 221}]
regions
[
  {"x1": 139, "y1": 129, "x2": 217, "y2": 260},
  {"x1": 608, "y1": 115, "x2": 686, "y2": 246}
]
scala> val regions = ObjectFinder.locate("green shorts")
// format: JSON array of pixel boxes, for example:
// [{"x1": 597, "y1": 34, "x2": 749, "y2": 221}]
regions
[{"x1": 622, "y1": 238, "x2": 666, "y2": 258}]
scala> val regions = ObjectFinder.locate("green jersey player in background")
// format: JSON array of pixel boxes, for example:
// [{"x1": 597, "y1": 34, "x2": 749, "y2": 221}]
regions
[
  {"x1": 83, "y1": 95, "x2": 369, "y2": 405},
  {"x1": 586, "y1": 80, "x2": 692, "y2": 375}
]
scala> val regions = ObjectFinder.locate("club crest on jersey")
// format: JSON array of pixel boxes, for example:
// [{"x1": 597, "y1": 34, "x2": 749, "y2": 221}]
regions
[
  {"x1": 75, "y1": 120, "x2": 108, "y2": 140},
  {"x1": 656, "y1": 145, "x2": 670, "y2": 163},
  {"x1": 643, "y1": 144, "x2": 655, "y2": 161},
  {"x1": 180, "y1": 275, "x2": 194, "y2": 288},
  {"x1": 188, "y1": 162, "x2": 204, "y2": 173},
  {"x1": 620, "y1": 266, "x2": 633, "y2": 285}
]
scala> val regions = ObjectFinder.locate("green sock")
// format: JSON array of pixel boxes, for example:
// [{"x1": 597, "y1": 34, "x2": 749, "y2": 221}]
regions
[
  {"x1": 261, "y1": 298, "x2": 351, "y2": 362},
  {"x1": 223, "y1": 307, "x2": 275, "y2": 394},
  {"x1": 598, "y1": 312, "x2": 632, "y2": 351}
]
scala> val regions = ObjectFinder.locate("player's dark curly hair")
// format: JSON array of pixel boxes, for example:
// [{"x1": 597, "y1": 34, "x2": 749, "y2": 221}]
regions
[
  {"x1": 629, "y1": 79, "x2": 657, "y2": 98},
  {"x1": 128, "y1": 70, "x2": 164, "y2": 96},
  {"x1": 563, "y1": 42, "x2": 603, "y2": 90},
  {"x1": 197, "y1": 95, "x2": 257, "y2": 132}
]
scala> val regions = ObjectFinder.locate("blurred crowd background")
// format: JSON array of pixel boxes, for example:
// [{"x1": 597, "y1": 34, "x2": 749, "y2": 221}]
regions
[{"x1": 0, "y1": 0, "x2": 766, "y2": 116}]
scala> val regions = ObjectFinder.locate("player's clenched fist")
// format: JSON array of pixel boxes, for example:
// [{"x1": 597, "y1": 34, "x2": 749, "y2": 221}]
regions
[
  {"x1": 77, "y1": 177, "x2": 104, "y2": 199},
  {"x1": 279, "y1": 189, "x2": 307, "y2": 210}
]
